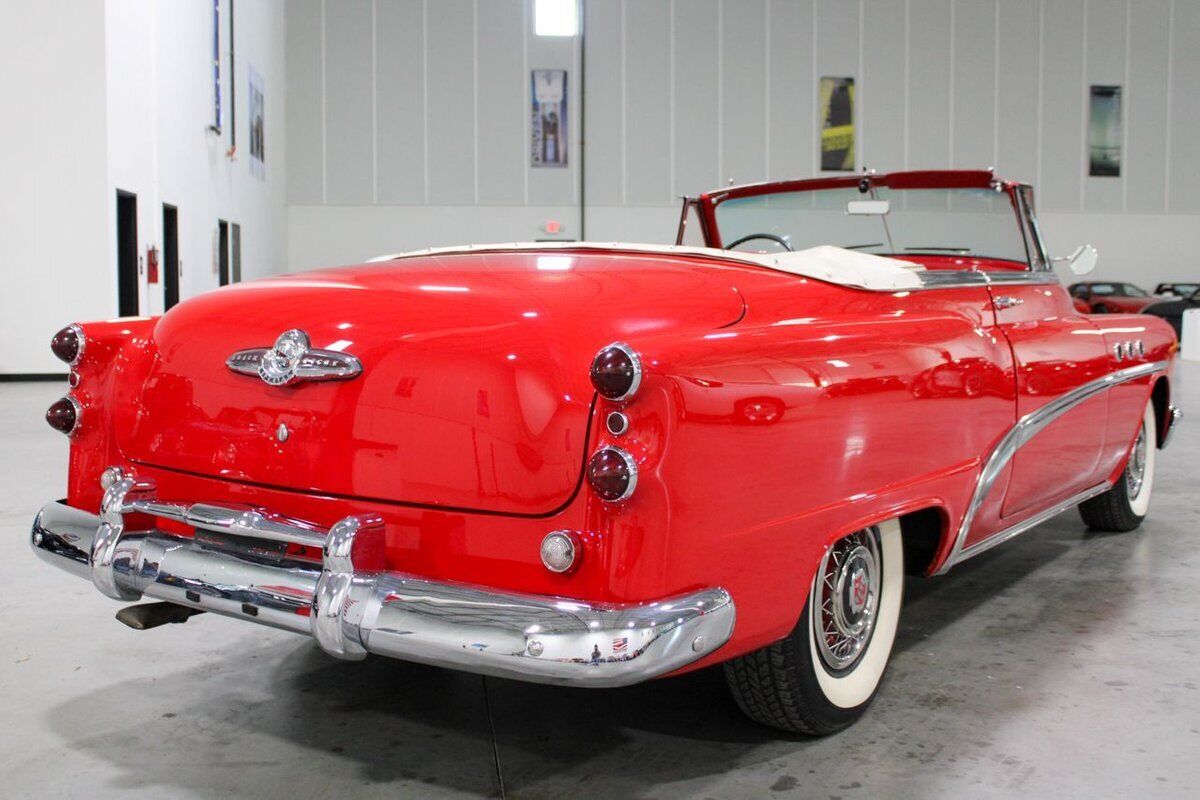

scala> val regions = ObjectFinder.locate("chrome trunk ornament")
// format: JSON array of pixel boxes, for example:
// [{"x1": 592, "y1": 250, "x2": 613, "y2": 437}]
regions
[{"x1": 227, "y1": 329, "x2": 361, "y2": 386}]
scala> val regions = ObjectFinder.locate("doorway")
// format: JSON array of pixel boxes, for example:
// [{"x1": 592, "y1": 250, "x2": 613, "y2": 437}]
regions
[
  {"x1": 163, "y1": 204, "x2": 179, "y2": 310},
  {"x1": 116, "y1": 191, "x2": 138, "y2": 316},
  {"x1": 217, "y1": 219, "x2": 230, "y2": 286}
]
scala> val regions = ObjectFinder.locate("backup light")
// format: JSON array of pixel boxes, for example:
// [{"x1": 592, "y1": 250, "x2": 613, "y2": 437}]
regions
[
  {"x1": 590, "y1": 343, "x2": 642, "y2": 401},
  {"x1": 540, "y1": 531, "x2": 580, "y2": 573},
  {"x1": 586, "y1": 447, "x2": 638, "y2": 502}
]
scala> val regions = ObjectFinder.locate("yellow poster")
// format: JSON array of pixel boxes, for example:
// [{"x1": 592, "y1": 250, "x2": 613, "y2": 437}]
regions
[{"x1": 819, "y1": 77, "x2": 855, "y2": 171}]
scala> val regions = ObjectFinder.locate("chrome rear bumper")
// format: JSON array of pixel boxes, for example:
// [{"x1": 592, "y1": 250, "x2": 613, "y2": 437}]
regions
[{"x1": 31, "y1": 473, "x2": 734, "y2": 687}]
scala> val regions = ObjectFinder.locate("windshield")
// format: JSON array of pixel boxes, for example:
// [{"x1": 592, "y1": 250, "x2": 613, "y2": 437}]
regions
[
  {"x1": 1090, "y1": 283, "x2": 1147, "y2": 297},
  {"x1": 714, "y1": 187, "x2": 1030, "y2": 266}
]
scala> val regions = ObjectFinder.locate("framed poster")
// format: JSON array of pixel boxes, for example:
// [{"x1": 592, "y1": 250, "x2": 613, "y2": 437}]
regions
[
  {"x1": 531, "y1": 69, "x2": 567, "y2": 168},
  {"x1": 249, "y1": 66, "x2": 266, "y2": 180},
  {"x1": 1088, "y1": 85, "x2": 1122, "y2": 177},
  {"x1": 819, "y1": 77, "x2": 855, "y2": 172}
]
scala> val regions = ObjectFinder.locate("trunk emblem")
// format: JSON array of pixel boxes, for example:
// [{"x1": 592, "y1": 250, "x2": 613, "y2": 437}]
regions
[{"x1": 226, "y1": 329, "x2": 362, "y2": 387}]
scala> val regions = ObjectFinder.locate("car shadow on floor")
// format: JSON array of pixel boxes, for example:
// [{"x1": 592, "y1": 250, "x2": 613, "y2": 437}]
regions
[{"x1": 42, "y1": 516, "x2": 1139, "y2": 799}]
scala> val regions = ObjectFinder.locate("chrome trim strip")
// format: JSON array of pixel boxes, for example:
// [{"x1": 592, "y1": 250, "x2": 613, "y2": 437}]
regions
[
  {"x1": 915, "y1": 269, "x2": 1060, "y2": 290},
  {"x1": 951, "y1": 481, "x2": 1112, "y2": 565},
  {"x1": 31, "y1": 488, "x2": 734, "y2": 687},
  {"x1": 936, "y1": 359, "x2": 1168, "y2": 574}
]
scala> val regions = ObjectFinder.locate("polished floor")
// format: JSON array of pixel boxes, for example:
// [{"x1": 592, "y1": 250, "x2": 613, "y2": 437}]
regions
[{"x1": 2, "y1": 368, "x2": 1198, "y2": 799}]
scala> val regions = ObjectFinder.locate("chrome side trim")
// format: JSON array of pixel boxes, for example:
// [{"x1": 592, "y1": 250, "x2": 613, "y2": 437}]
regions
[
  {"x1": 936, "y1": 359, "x2": 1168, "y2": 574},
  {"x1": 915, "y1": 269, "x2": 1060, "y2": 290},
  {"x1": 951, "y1": 481, "x2": 1112, "y2": 565}
]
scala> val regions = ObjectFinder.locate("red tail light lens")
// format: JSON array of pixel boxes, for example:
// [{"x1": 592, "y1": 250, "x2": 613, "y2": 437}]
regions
[
  {"x1": 50, "y1": 325, "x2": 84, "y2": 365},
  {"x1": 46, "y1": 396, "x2": 80, "y2": 436},
  {"x1": 590, "y1": 343, "x2": 641, "y2": 401},
  {"x1": 586, "y1": 446, "x2": 638, "y2": 502}
]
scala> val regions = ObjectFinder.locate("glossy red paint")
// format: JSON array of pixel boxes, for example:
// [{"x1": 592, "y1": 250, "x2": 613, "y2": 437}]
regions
[{"x1": 58, "y1": 172, "x2": 1178, "y2": 675}]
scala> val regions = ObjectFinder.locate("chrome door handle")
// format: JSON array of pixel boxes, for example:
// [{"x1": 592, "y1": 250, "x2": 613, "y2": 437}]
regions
[{"x1": 994, "y1": 295, "x2": 1024, "y2": 309}]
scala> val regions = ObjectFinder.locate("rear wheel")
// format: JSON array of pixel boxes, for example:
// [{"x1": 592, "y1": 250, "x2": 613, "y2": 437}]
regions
[
  {"x1": 1078, "y1": 400, "x2": 1156, "y2": 531},
  {"x1": 724, "y1": 520, "x2": 903, "y2": 735}
]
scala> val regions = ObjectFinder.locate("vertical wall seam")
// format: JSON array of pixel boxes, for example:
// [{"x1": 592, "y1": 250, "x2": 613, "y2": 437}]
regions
[
  {"x1": 717, "y1": 0, "x2": 724, "y2": 184},
  {"x1": 669, "y1": 0, "x2": 676, "y2": 200},
  {"x1": 1122, "y1": 0, "x2": 1131, "y2": 212},
  {"x1": 764, "y1": 0, "x2": 771, "y2": 181},
  {"x1": 473, "y1": 0, "x2": 479, "y2": 205},
  {"x1": 371, "y1": 0, "x2": 378, "y2": 205},
  {"x1": 320, "y1": 0, "x2": 327, "y2": 203},
  {"x1": 422, "y1": 0, "x2": 430, "y2": 204},
  {"x1": 1080, "y1": 0, "x2": 1089, "y2": 211},
  {"x1": 811, "y1": 0, "x2": 818, "y2": 177},
  {"x1": 857, "y1": 0, "x2": 864, "y2": 169},
  {"x1": 948, "y1": 0, "x2": 956, "y2": 166},
  {"x1": 903, "y1": 0, "x2": 910, "y2": 170},
  {"x1": 1164, "y1": 0, "x2": 1174, "y2": 213},
  {"x1": 1035, "y1": 0, "x2": 1044, "y2": 196},
  {"x1": 992, "y1": 0, "x2": 999, "y2": 171},
  {"x1": 522, "y1": 0, "x2": 529, "y2": 206},
  {"x1": 620, "y1": 0, "x2": 627, "y2": 203}
]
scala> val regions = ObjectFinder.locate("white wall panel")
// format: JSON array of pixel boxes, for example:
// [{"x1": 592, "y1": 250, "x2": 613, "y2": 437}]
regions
[
  {"x1": 623, "y1": 0, "x2": 672, "y2": 204},
  {"x1": 766, "y1": 0, "x2": 814, "y2": 181},
  {"x1": 951, "y1": 0, "x2": 996, "y2": 170},
  {"x1": 286, "y1": 0, "x2": 324, "y2": 203},
  {"x1": 324, "y1": 0, "x2": 374, "y2": 204},
  {"x1": 861, "y1": 0, "x2": 906, "y2": 171},
  {"x1": 995, "y1": 0, "x2": 1039, "y2": 184},
  {"x1": 1083, "y1": 0, "x2": 1127, "y2": 211},
  {"x1": 672, "y1": 0, "x2": 720, "y2": 197},
  {"x1": 906, "y1": 0, "x2": 952, "y2": 171},
  {"x1": 1168, "y1": 0, "x2": 1200, "y2": 214},
  {"x1": 721, "y1": 0, "x2": 768, "y2": 186},
  {"x1": 426, "y1": 0, "x2": 476, "y2": 205},
  {"x1": 477, "y1": 0, "x2": 526, "y2": 205},
  {"x1": 376, "y1": 0, "x2": 426, "y2": 205},
  {"x1": 1125, "y1": 0, "x2": 1169, "y2": 213},
  {"x1": 1039, "y1": 0, "x2": 1086, "y2": 211},
  {"x1": 583, "y1": 0, "x2": 623, "y2": 206}
]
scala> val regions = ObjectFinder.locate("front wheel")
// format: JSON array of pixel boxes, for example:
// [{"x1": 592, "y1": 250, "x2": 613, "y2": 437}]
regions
[
  {"x1": 724, "y1": 520, "x2": 904, "y2": 735},
  {"x1": 1078, "y1": 399, "x2": 1157, "y2": 531}
]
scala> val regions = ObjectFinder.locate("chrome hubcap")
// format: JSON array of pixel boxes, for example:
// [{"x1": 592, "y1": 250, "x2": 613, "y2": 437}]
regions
[
  {"x1": 814, "y1": 528, "x2": 881, "y2": 672},
  {"x1": 1126, "y1": 423, "x2": 1147, "y2": 499}
]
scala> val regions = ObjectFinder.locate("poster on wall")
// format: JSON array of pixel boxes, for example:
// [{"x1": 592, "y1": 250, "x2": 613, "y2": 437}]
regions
[
  {"x1": 531, "y1": 69, "x2": 567, "y2": 168},
  {"x1": 1088, "y1": 85, "x2": 1122, "y2": 177},
  {"x1": 819, "y1": 77, "x2": 855, "y2": 172},
  {"x1": 249, "y1": 66, "x2": 266, "y2": 180}
]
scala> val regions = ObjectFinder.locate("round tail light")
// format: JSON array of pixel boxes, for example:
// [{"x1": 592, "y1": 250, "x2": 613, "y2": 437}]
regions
[
  {"x1": 586, "y1": 446, "x2": 638, "y2": 502},
  {"x1": 50, "y1": 324, "x2": 84, "y2": 365},
  {"x1": 590, "y1": 343, "x2": 642, "y2": 401},
  {"x1": 46, "y1": 396, "x2": 81, "y2": 436}
]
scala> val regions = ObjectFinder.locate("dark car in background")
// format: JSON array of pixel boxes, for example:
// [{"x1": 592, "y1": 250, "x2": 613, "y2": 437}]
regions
[
  {"x1": 1143, "y1": 289, "x2": 1200, "y2": 337},
  {"x1": 1068, "y1": 282, "x2": 1159, "y2": 314},
  {"x1": 1153, "y1": 283, "x2": 1200, "y2": 298}
]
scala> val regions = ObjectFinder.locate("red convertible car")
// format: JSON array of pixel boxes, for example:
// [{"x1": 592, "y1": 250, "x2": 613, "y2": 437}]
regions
[{"x1": 34, "y1": 170, "x2": 1180, "y2": 735}]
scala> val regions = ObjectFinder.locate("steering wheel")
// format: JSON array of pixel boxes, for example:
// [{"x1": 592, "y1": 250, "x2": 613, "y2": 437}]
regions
[{"x1": 725, "y1": 233, "x2": 794, "y2": 252}]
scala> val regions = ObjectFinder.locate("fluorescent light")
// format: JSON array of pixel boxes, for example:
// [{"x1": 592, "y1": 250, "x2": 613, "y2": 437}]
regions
[{"x1": 535, "y1": 0, "x2": 578, "y2": 36}]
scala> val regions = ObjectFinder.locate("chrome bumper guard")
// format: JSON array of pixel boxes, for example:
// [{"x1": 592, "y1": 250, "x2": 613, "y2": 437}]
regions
[
  {"x1": 1161, "y1": 404, "x2": 1183, "y2": 448},
  {"x1": 30, "y1": 472, "x2": 735, "y2": 687}
]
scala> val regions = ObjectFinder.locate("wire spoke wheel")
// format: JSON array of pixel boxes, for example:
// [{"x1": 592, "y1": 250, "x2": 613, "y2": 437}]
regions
[
  {"x1": 1125, "y1": 422, "x2": 1147, "y2": 500},
  {"x1": 812, "y1": 527, "x2": 882, "y2": 674}
]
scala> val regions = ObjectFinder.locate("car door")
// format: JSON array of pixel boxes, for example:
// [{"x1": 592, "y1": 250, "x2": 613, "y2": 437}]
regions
[{"x1": 986, "y1": 280, "x2": 1111, "y2": 525}]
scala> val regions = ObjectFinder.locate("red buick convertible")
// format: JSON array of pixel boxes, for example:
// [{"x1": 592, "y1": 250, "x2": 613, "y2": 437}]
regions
[{"x1": 34, "y1": 170, "x2": 1180, "y2": 735}]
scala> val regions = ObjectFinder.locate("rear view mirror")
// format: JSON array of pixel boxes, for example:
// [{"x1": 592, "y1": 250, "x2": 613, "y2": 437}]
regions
[
  {"x1": 845, "y1": 199, "x2": 890, "y2": 216},
  {"x1": 1055, "y1": 244, "x2": 1099, "y2": 275}
]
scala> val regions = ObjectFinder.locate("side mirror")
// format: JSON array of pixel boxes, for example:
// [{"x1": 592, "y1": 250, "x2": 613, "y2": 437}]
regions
[
  {"x1": 845, "y1": 199, "x2": 890, "y2": 216},
  {"x1": 1054, "y1": 244, "x2": 1098, "y2": 276}
]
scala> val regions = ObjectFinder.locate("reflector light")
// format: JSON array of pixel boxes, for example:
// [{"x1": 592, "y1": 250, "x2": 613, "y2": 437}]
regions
[
  {"x1": 590, "y1": 343, "x2": 642, "y2": 401},
  {"x1": 46, "y1": 396, "x2": 80, "y2": 436},
  {"x1": 50, "y1": 325, "x2": 83, "y2": 365},
  {"x1": 586, "y1": 447, "x2": 638, "y2": 502}
]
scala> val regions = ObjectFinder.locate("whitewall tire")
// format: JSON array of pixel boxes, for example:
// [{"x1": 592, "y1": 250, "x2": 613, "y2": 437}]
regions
[
  {"x1": 1078, "y1": 399, "x2": 1157, "y2": 531},
  {"x1": 724, "y1": 520, "x2": 904, "y2": 734}
]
